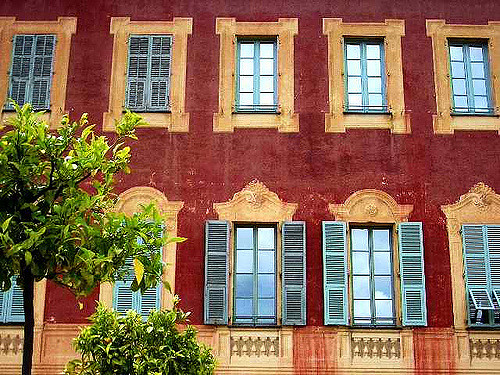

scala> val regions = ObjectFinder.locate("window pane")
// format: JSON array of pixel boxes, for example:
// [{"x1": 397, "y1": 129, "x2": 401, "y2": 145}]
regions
[
  {"x1": 353, "y1": 276, "x2": 370, "y2": 299},
  {"x1": 449, "y1": 46, "x2": 463, "y2": 61},
  {"x1": 454, "y1": 96, "x2": 468, "y2": 111},
  {"x1": 239, "y1": 93, "x2": 254, "y2": 106},
  {"x1": 366, "y1": 60, "x2": 381, "y2": 76},
  {"x1": 258, "y1": 299, "x2": 275, "y2": 316},
  {"x1": 348, "y1": 94, "x2": 362, "y2": 108},
  {"x1": 351, "y1": 229, "x2": 368, "y2": 251},
  {"x1": 352, "y1": 252, "x2": 369, "y2": 274},
  {"x1": 260, "y1": 93, "x2": 274, "y2": 105},
  {"x1": 374, "y1": 276, "x2": 392, "y2": 299},
  {"x1": 236, "y1": 250, "x2": 253, "y2": 273},
  {"x1": 354, "y1": 300, "x2": 371, "y2": 318},
  {"x1": 260, "y1": 76, "x2": 274, "y2": 92},
  {"x1": 258, "y1": 228, "x2": 275, "y2": 249},
  {"x1": 347, "y1": 60, "x2": 361, "y2": 75},
  {"x1": 373, "y1": 230, "x2": 390, "y2": 251},
  {"x1": 368, "y1": 77, "x2": 382, "y2": 93},
  {"x1": 366, "y1": 44, "x2": 381, "y2": 59},
  {"x1": 240, "y1": 43, "x2": 254, "y2": 58},
  {"x1": 472, "y1": 79, "x2": 487, "y2": 96},
  {"x1": 240, "y1": 76, "x2": 253, "y2": 92},
  {"x1": 375, "y1": 300, "x2": 393, "y2": 318},
  {"x1": 471, "y1": 62, "x2": 485, "y2": 79},
  {"x1": 237, "y1": 228, "x2": 253, "y2": 249},
  {"x1": 452, "y1": 79, "x2": 467, "y2": 95},
  {"x1": 368, "y1": 94, "x2": 383, "y2": 107},
  {"x1": 346, "y1": 44, "x2": 360, "y2": 59},
  {"x1": 240, "y1": 59, "x2": 254, "y2": 75},
  {"x1": 260, "y1": 59, "x2": 274, "y2": 75},
  {"x1": 469, "y1": 47, "x2": 483, "y2": 62},
  {"x1": 258, "y1": 275, "x2": 275, "y2": 298},
  {"x1": 474, "y1": 96, "x2": 488, "y2": 110},
  {"x1": 260, "y1": 43, "x2": 274, "y2": 58},
  {"x1": 235, "y1": 274, "x2": 253, "y2": 298},
  {"x1": 235, "y1": 298, "x2": 253, "y2": 317},
  {"x1": 374, "y1": 252, "x2": 391, "y2": 274},
  {"x1": 347, "y1": 77, "x2": 362, "y2": 93},
  {"x1": 451, "y1": 62, "x2": 465, "y2": 78},
  {"x1": 258, "y1": 251, "x2": 275, "y2": 273}
]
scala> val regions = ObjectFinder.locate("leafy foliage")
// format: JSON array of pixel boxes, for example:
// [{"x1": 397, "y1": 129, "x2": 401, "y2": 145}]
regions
[
  {"x1": 0, "y1": 102, "x2": 181, "y2": 296},
  {"x1": 65, "y1": 300, "x2": 216, "y2": 375}
]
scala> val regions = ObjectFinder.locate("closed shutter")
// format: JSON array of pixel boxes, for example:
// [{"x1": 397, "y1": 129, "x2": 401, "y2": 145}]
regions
[
  {"x1": 282, "y1": 221, "x2": 306, "y2": 325},
  {"x1": 138, "y1": 284, "x2": 161, "y2": 318},
  {"x1": 7, "y1": 283, "x2": 25, "y2": 323},
  {"x1": 8, "y1": 35, "x2": 34, "y2": 108},
  {"x1": 113, "y1": 258, "x2": 135, "y2": 314},
  {"x1": 204, "y1": 221, "x2": 229, "y2": 325},
  {"x1": 399, "y1": 222, "x2": 427, "y2": 326},
  {"x1": 126, "y1": 36, "x2": 149, "y2": 111},
  {"x1": 31, "y1": 35, "x2": 55, "y2": 109},
  {"x1": 322, "y1": 221, "x2": 348, "y2": 325},
  {"x1": 149, "y1": 36, "x2": 171, "y2": 110},
  {"x1": 0, "y1": 289, "x2": 4, "y2": 322},
  {"x1": 463, "y1": 225, "x2": 494, "y2": 319}
]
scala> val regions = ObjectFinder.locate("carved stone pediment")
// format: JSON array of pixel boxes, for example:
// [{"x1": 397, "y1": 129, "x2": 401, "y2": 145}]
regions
[
  {"x1": 214, "y1": 180, "x2": 298, "y2": 222},
  {"x1": 442, "y1": 183, "x2": 500, "y2": 222},
  {"x1": 329, "y1": 189, "x2": 413, "y2": 223}
]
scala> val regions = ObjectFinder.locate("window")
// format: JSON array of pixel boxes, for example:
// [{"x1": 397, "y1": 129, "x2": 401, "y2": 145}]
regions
[
  {"x1": 103, "y1": 17, "x2": 192, "y2": 132},
  {"x1": 0, "y1": 280, "x2": 24, "y2": 323},
  {"x1": 462, "y1": 224, "x2": 500, "y2": 327},
  {"x1": 351, "y1": 227, "x2": 395, "y2": 325},
  {"x1": 323, "y1": 18, "x2": 409, "y2": 133},
  {"x1": 344, "y1": 40, "x2": 386, "y2": 113},
  {"x1": 235, "y1": 40, "x2": 277, "y2": 113},
  {"x1": 233, "y1": 225, "x2": 277, "y2": 325},
  {"x1": 449, "y1": 41, "x2": 492, "y2": 114},
  {"x1": 214, "y1": 18, "x2": 299, "y2": 132},
  {"x1": 426, "y1": 20, "x2": 500, "y2": 134},
  {"x1": 0, "y1": 17, "x2": 76, "y2": 125},
  {"x1": 126, "y1": 35, "x2": 172, "y2": 112}
]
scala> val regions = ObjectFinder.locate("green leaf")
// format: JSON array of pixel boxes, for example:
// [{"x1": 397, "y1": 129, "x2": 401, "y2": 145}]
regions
[
  {"x1": 25, "y1": 251, "x2": 32, "y2": 265},
  {"x1": 1, "y1": 216, "x2": 12, "y2": 232},
  {"x1": 133, "y1": 258, "x2": 145, "y2": 285}
]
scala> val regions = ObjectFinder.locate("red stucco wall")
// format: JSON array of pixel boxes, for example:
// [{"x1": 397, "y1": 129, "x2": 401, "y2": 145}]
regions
[{"x1": 2, "y1": 0, "x2": 499, "y2": 331}]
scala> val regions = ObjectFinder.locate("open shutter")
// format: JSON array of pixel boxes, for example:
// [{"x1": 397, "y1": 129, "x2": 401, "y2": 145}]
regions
[
  {"x1": 31, "y1": 35, "x2": 55, "y2": 109},
  {"x1": 8, "y1": 35, "x2": 34, "y2": 108},
  {"x1": 487, "y1": 226, "x2": 500, "y2": 310},
  {"x1": 204, "y1": 221, "x2": 229, "y2": 325},
  {"x1": 282, "y1": 221, "x2": 306, "y2": 325},
  {"x1": 0, "y1": 289, "x2": 4, "y2": 323},
  {"x1": 7, "y1": 283, "x2": 25, "y2": 323},
  {"x1": 126, "y1": 36, "x2": 149, "y2": 111},
  {"x1": 399, "y1": 222, "x2": 427, "y2": 326},
  {"x1": 323, "y1": 221, "x2": 348, "y2": 325},
  {"x1": 149, "y1": 36, "x2": 171, "y2": 110}
]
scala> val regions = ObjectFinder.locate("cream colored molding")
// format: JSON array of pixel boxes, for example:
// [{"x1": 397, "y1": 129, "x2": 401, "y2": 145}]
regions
[
  {"x1": 441, "y1": 182, "x2": 500, "y2": 330},
  {"x1": 0, "y1": 17, "x2": 76, "y2": 128},
  {"x1": 214, "y1": 180, "x2": 298, "y2": 325},
  {"x1": 99, "y1": 186, "x2": 183, "y2": 310},
  {"x1": 323, "y1": 18, "x2": 409, "y2": 134},
  {"x1": 103, "y1": 17, "x2": 192, "y2": 133},
  {"x1": 426, "y1": 20, "x2": 500, "y2": 134},
  {"x1": 213, "y1": 18, "x2": 299, "y2": 133}
]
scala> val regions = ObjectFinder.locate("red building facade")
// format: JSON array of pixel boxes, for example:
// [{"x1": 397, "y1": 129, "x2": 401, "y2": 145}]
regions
[{"x1": 1, "y1": 0, "x2": 500, "y2": 373}]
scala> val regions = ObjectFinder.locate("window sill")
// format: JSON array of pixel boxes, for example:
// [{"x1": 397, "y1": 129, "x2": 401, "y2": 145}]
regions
[
  {"x1": 343, "y1": 110, "x2": 391, "y2": 115},
  {"x1": 433, "y1": 111, "x2": 500, "y2": 134},
  {"x1": 451, "y1": 111, "x2": 498, "y2": 117},
  {"x1": 213, "y1": 111, "x2": 298, "y2": 132},
  {"x1": 103, "y1": 110, "x2": 189, "y2": 132}
]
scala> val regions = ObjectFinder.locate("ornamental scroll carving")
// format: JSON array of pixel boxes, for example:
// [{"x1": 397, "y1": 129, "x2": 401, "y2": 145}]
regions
[
  {"x1": 0, "y1": 333, "x2": 23, "y2": 355},
  {"x1": 352, "y1": 337, "x2": 401, "y2": 359},
  {"x1": 470, "y1": 338, "x2": 500, "y2": 360},
  {"x1": 230, "y1": 336, "x2": 279, "y2": 357}
]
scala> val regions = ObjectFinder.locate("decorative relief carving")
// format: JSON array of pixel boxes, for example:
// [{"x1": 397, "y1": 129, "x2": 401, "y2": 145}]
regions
[
  {"x1": 365, "y1": 203, "x2": 379, "y2": 217},
  {"x1": 242, "y1": 180, "x2": 268, "y2": 209},
  {"x1": 230, "y1": 336, "x2": 279, "y2": 357},
  {"x1": 470, "y1": 338, "x2": 500, "y2": 360},
  {"x1": 0, "y1": 334, "x2": 23, "y2": 355},
  {"x1": 352, "y1": 337, "x2": 401, "y2": 359}
]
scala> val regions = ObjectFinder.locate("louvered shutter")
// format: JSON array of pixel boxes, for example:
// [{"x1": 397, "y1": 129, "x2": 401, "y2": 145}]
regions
[
  {"x1": 113, "y1": 257, "x2": 135, "y2": 314},
  {"x1": 31, "y1": 35, "x2": 55, "y2": 109},
  {"x1": 0, "y1": 289, "x2": 4, "y2": 322},
  {"x1": 149, "y1": 36, "x2": 171, "y2": 110},
  {"x1": 126, "y1": 36, "x2": 149, "y2": 111},
  {"x1": 282, "y1": 221, "x2": 306, "y2": 325},
  {"x1": 204, "y1": 221, "x2": 229, "y2": 325},
  {"x1": 462, "y1": 225, "x2": 494, "y2": 319},
  {"x1": 487, "y1": 226, "x2": 500, "y2": 307},
  {"x1": 138, "y1": 284, "x2": 161, "y2": 318},
  {"x1": 322, "y1": 221, "x2": 348, "y2": 325},
  {"x1": 8, "y1": 35, "x2": 34, "y2": 108},
  {"x1": 399, "y1": 222, "x2": 427, "y2": 326},
  {"x1": 7, "y1": 283, "x2": 25, "y2": 323}
]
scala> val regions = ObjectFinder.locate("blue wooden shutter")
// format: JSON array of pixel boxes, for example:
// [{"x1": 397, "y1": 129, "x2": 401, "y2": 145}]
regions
[
  {"x1": 8, "y1": 35, "x2": 34, "y2": 108},
  {"x1": 126, "y1": 36, "x2": 149, "y2": 111},
  {"x1": 149, "y1": 36, "x2": 171, "y2": 110},
  {"x1": 322, "y1": 221, "x2": 348, "y2": 325},
  {"x1": 31, "y1": 35, "x2": 55, "y2": 109},
  {"x1": 487, "y1": 226, "x2": 500, "y2": 310},
  {"x1": 113, "y1": 257, "x2": 135, "y2": 314},
  {"x1": 204, "y1": 221, "x2": 229, "y2": 325},
  {"x1": 0, "y1": 289, "x2": 4, "y2": 322},
  {"x1": 138, "y1": 284, "x2": 161, "y2": 318},
  {"x1": 282, "y1": 221, "x2": 306, "y2": 325},
  {"x1": 7, "y1": 282, "x2": 25, "y2": 323},
  {"x1": 399, "y1": 222, "x2": 427, "y2": 326}
]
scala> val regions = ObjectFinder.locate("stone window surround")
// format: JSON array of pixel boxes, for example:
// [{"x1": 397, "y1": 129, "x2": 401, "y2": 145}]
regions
[
  {"x1": 323, "y1": 18, "x2": 410, "y2": 133},
  {"x1": 103, "y1": 17, "x2": 192, "y2": 132},
  {"x1": 0, "y1": 17, "x2": 77, "y2": 127},
  {"x1": 426, "y1": 20, "x2": 500, "y2": 134},
  {"x1": 213, "y1": 18, "x2": 299, "y2": 133}
]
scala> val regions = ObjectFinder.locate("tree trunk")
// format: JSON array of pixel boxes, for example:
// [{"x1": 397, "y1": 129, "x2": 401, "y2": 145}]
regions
[{"x1": 21, "y1": 268, "x2": 35, "y2": 375}]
